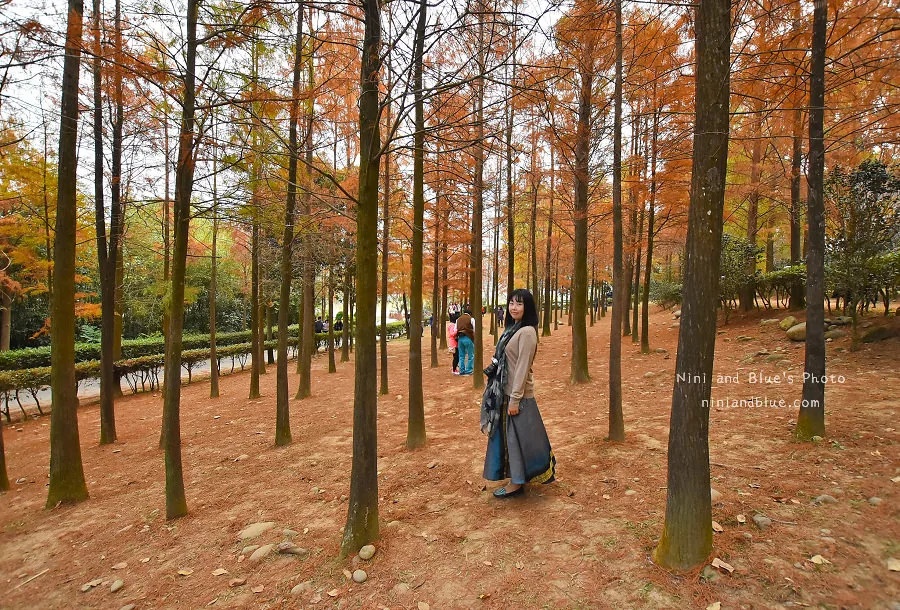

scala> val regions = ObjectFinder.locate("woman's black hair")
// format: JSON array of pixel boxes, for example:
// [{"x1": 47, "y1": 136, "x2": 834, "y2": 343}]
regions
[{"x1": 505, "y1": 288, "x2": 539, "y2": 328}]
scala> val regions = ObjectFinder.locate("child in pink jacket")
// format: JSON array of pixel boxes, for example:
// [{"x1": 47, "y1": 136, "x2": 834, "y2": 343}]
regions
[{"x1": 447, "y1": 312, "x2": 459, "y2": 374}]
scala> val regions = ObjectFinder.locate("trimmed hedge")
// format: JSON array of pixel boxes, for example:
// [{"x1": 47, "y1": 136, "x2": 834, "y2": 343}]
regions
[
  {"x1": 0, "y1": 325, "x2": 302, "y2": 371},
  {"x1": 0, "y1": 321, "x2": 408, "y2": 418}
]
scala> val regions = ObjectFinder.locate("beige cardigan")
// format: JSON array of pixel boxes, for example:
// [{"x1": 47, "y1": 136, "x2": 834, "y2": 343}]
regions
[{"x1": 503, "y1": 326, "x2": 537, "y2": 408}]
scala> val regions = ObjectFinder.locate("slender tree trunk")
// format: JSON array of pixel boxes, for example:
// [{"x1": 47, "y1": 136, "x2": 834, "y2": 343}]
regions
[
  {"x1": 431, "y1": 191, "x2": 441, "y2": 368},
  {"x1": 653, "y1": 0, "x2": 731, "y2": 570},
  {"x1": 209, "y1": 205, "x2": 219, "y2": 398},
  {"x1": 407, "y1": 0, "x2": 427, "y2": 448},
  {"x1": 491, "y1": 174, "x2": 500, "y2": 341},
  {"x1": 542, "y1": 147, "x2": 554, "y2": 336},
  {"x1": 113, "y1": 235, "x2": 124, "y2": 398},
  {"x1": 440, "y1": 239, "x2": 448, "y2": 350},
  {"x1": 641, "y1": 106, "x2": 659, "y2": 354},
  {"x1": 505, "y1": 58, "x2": 516, "y2": 294},
  {"x1": 796, "y1": 0, "x2": 827, "y2": 440},
  {"x1": 296, "y1": 29, "x2": 315, "y2": 400},
  {"x1": 0, "y1": 293, "x2": 10, "y2": 351},
  {"x1": 266, "y1": 303, "x2": 274, "y2": 365},
  {"x1": 328, "y1": 272, "x2": 336, "y2": 373},
  {"x1": 632, "y1": 204, "x2": 644, "y2": 343},
  {"x1": 0, "y1": 421, "x2": 8, "y2": 491},
  {"x1": 741, "y1": 111, "x2": 762, "y2": 311},
  {"x1": 471, "y1": 8, "x2": 486, "y2": 391},
  {"x1": 571, "y1": 67, "x2": 591, "y2": 383},
  {"x1": 789, "y1": 105, "x2": 805, "y2": 309},
  {"x1": 342, "y1": 273, "x2": 351, "y2": 362},
  {"x1": 249, "y1": 204, "x2": 261, "y2": 398},
  {"x1": 160, "y1": 0, "x2": 200, "y2": 520},
  {"x1": 276, "y1": 4, "x2": 303, "y2": 445},
  {"x1": 379, "y1": 54, "x2": 391, "y2": 397},
  {"x1": 554, "y1": 249, "x2": 560, "y2": 330},
  {"x1": 608, "y1": 0, "x2": 625, "y2": 442},
  {"x1": 47, "y1": 0, "x2": 89, "y2": 508},
  {"x1": 589, "y1": 261, "x2": 595, "y2": 327},
  {"x1": 341, "y1": 0, "x2": 381, "y2": 557}
]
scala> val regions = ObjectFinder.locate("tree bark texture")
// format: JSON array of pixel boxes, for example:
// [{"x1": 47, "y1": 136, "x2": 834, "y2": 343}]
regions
[
  {"x1": 653, "y1": 0, "x2": 731, "y2": 570},
  {"x1": 47, "y1": 0, "x2": 89, "y2": 508}
]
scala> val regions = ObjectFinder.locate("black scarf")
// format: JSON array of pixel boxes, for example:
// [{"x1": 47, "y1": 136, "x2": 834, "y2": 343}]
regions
[{"x1": 479, "y1": 322, "x2": 522, "y2": 437}]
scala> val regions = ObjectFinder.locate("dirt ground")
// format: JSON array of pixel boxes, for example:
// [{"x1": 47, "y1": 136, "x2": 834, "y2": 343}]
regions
[{"x1": 1, "y1": 306, "x2": 898, "y2": 609}]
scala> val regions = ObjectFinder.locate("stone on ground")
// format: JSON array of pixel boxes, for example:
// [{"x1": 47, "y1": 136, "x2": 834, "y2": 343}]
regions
[
  {"x1": 249, "y1": 544, "x2": 274, "y2": 562},
  {"x1": 786, "y1": 322, "x2": 806, "y2": 341},
  {"x1": 352, "y1": 569, "x2": 367, "y2": 583},
  {"x1": 358, "y1": 544, "x2": 376, "y2": 560},
  {"x1": 779, "y1": 316, "x2": 797, "y2": 330},
  {"x1": 238, "y1": 522, "x2": 275, "y2": 540}
]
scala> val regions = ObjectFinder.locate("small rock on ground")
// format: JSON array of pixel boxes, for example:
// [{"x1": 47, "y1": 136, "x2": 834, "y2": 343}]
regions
[
  {"x1": 710, "y1": 488, "x2": 723, "y2": 502},
  {"x1": 110, "y1": 579, "x2": 124, "y2": 593},
  {"x1": 813, "y1": 494, "x2": 838, "y2": 505},
  {"x1": 290, "y1": 580, "x2": 313, "y2": 595},
  {"x1": 352, "y1": 569, "x2": 367, "y2": 583},
  {"x1": 119, "y1": 605, "x2": 136, "y2": 610},
  {"x1": 869, "y1": 497, "x2": 882, "y2": 506},
  {"x1": 753, "y1": 514, "x2": 772, "y2": 530},
  {"x1": 249, "y1": 544, "x2": 275, "y2": 562},
  {"x1": 358, "y1": 545, "x2": 376, "y2": 560},
  {"x1": 238, "y1": 522, "x2": 275, "y2": 540}
]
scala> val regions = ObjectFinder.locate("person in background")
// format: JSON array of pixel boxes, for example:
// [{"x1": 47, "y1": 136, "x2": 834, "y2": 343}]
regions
[
  {"x1": 448, "y1": 311, "x2": 460, "y2": 375},
  {"x1": 456, "y1": 309, "x2": 475, "y2": 376}
]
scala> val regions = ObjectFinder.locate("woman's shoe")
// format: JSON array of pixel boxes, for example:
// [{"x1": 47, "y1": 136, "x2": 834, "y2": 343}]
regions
[{"x1": 493, "y1": 485, "x2": 524, "y2": 499}]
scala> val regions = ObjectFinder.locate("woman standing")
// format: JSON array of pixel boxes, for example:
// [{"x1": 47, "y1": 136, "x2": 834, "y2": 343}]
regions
[
  {"x1": 481, "y1": 289, "x2": 556, "y2": 498},
  {"x1": 456, "y1": 309, "x2": 475, "y2": 376}
]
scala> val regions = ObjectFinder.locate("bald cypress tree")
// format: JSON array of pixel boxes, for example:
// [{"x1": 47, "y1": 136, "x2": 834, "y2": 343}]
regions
[
  {"x1": 47, "y1": 0, "x2": 89, "y2": 508},
  {"x1": 653, "y1": 0, "x2": 731, "y2": 570}
]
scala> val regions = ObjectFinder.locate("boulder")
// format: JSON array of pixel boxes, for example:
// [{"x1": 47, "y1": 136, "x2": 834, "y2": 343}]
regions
[
  {"x1": 861, "y1": 326, "x2": 899, "y2": 343},
  {"x1": 779, "y1": 316, "x2": 797, "y2": 331},
  {"x1": 824, "y1": 328, "x2": 847, "y2": 340},
  {"x1": 786, "y1": 322, "x2": 807, "y2": 341}
]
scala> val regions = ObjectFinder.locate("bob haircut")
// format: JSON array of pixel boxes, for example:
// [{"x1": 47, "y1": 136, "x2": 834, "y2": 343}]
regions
[{"x1": 505, "y1": 288, "x2": 539, "y2": 328}]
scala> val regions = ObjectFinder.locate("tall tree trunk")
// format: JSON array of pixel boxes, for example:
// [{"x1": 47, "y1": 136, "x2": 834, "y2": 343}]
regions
[
  {"x1": 0, "y1": 292, "x2": 10, "y2": 351},
  {"x1": 341, "y1": 272, "x2": 351, "y2": 362},
  {"x1": 440, "y1": 239, "x2": 448, "y2": 350},
  {"x1": 47, "y1": 0, "x2": 89, "y2": 508},
  {"x1": 266, "y1": 303, "x2": 274, "y2": 366},
  {"x1": 632, "y1": 204, "x2": 644, "y2": 343},
  {"x1": 641, "y1": 106, "x2": 659, "y2": 354},
  {"x1": 379, "y1": 53, "x2": 391, "y2": 397},
  {"x1": 554, "y1": 248, "x2": 560, "y2": 330},
  {"x1": 789, "y1": 105, "x2": 805, "y2": 309},
  {"x1": 113, "y1": 235, "x2": 124, "y2": 398},
  {"x1": 95, "y1": 0, "x2": 120, "y2": 444},
  {"x1": 341, "y1": 0, "x2": 381, "y2": 557},
  {"x1": 542, "y1": 147, "x2": 554, "y2": 337},
  {"x1": 470, "y1": 7, "x2": 486, "y2": 391},
  {"x1": 491, "y1": 173, "x2": 500, "y2": 341},
  {"x1": 276, "y1": 3, "x2": 303, "y2": 446},
  {"x1": 209, "y1": 203, "x2": 220, "y2": 398},
  {"x1": 296, "y1": 27, "x2": 315, "y2": 400},
  {"x1": 653, "y1": 0, "x2": 731, "y2": 570},
  {"x1": 431, "y1": 189, "x2": 441, "y2": 367},
  {"x1": 0, "y1": 420, "x2": 8, "y2": 491},
  {"x1": 407, "y1": 0, "x2": 427, "y2": 449},
  {"x1": 249, "y1": 204, "x2": 261, "y2": 398},
  {"x1": 788, "y1": 7, "x2": 805, "y2": 310},
  {"x1": 161, "y1": 0, "x2": 199, "y2": 520},
  {"x1": 571, "y1": 67, "x2": 591, "y2": 383},
  {"x1": 328, "y1": 271, "x2": 336, "y2": 373},
  {"x1": 589, "y1": 260, "x2": 595, "y2": 327},
  {"x1": 740, "y1": 111, "x2": 762, "y2": 311},
  {"x1": 796, "y1": 0, "x2": 827, "y2": 440},
  {"x1": 505, "y1": 57, "x2": 516, "y2": 294},
  {"x1": 607, "y1": 0, "x2": 625, "y2": 442}
]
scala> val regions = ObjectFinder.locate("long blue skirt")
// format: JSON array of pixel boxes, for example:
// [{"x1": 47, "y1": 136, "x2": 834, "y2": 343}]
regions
[{"x1": 483, "y1": 396, "x2": 556, "y2": 485}]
